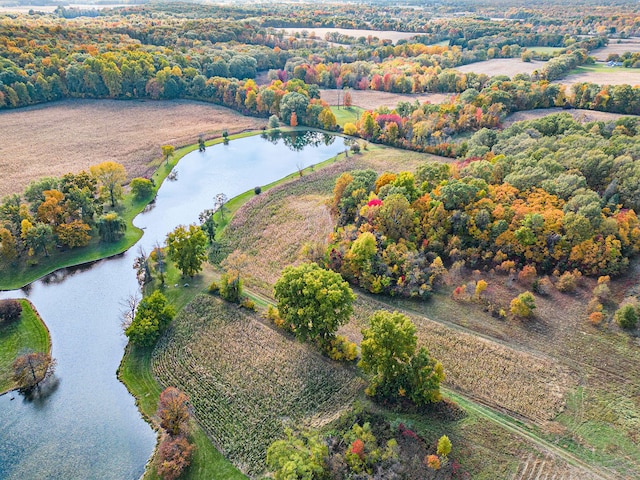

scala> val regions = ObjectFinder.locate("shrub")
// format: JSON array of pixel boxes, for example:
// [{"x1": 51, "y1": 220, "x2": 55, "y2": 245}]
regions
[
  {"x1": 425, "y1": 454, "x2": 441, "y2": 470},
  {"x1": 343, "y1": 122, "x2": 357, "y2": 136},
  {"x1": 518, "y1": 265, "x2": 537, "y2": 287},
  {"x1": 510, "y1": 291, "x2": 536, "y2": 319},
  {"x1": 437, "y1": 435, "x2": 452, "y2": 458},
  {"x1": 474, "y1": 279, "x2": 487, "y2": 299},
  {"x1": 219, "y1": 271, "x2": 243, "y2": 303},
  {"x1": 593, "y1": 282, "x2": 611, "y2": 302},
  {"x1": 268, "y1": 115, "x2": 280, "y2": 129},
  {"x1": 0, "y1": 299, "x2": 22, "y2": 325},
  {"x1": 615, "y1": 304, "x2": 638, "y2": 330},
  {"x1": 326, "y1": 335, "x2": 358, "y2": 362},
  {"x1": 556, "y1": 272, "x2": 577, "y2": 292},
  {"x1": 207, "y1": 281, "x2": 219, "y2": 294},
  {"x1": 350, "y1": 143, "x2": 361, "y2": 154},
  {"x1": 241, "y1": 298, "x2": 256, "y2": 311},
  {"x1": 589, "y1": 311, "x2": 604, "y2": 325},
  {"x1": 254, "y1": 186, "x2": 262, "y2": 195},
  {"x1": 497, "y1": 260, "x2": 516, "y2": 274},
  {"x1": 130, "y1": 177, "x2": 154, "y2": 200}
]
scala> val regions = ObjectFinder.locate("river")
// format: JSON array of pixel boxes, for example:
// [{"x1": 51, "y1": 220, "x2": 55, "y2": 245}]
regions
[{"x1": 0, "y1": 131, "x2": 347, "y2": 479}]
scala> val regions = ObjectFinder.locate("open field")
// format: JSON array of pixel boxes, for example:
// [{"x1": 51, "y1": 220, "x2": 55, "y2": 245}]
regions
[
  {"x1": 0, "y1": 99, "x2": 263, "y2": 198},
  {"x1": 560, "y1": 64, "x2": 640, "y2": 86},
  {"x1": 220, "y1": 144, "x2": 640, "y2": 478},
  {"x1": 525, "y1": 46, "x2": 565, "y2": 55},
  {"x1": 331, "y1": 106, "x2": 364, "y2": 125},
  {"x1": 151, "y1": 294, "x2": 365, "y2": 476},
  {"x1": 0, "y1": 300, "x2": 50, "y2": 394},
  {"x1": 503, "y1": 107, "x2": 639, "y2": 126},
  {"x1": 320, "y1": 88, "x2": 451, "y2": 110},
  {"x1": 589, "y1": 37, "x2": 640, "y2": 61},
  {"x1": 454, "y1": 58, "x2": 547, "y2": 77},
  {"x1": 279, "y1": 27, "x2": 416, "y2": 44}
]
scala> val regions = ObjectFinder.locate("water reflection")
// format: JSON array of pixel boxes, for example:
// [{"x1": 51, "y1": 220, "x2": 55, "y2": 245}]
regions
[{"x1": 262, "y1": 130, "x2": 337, "y2": 150}]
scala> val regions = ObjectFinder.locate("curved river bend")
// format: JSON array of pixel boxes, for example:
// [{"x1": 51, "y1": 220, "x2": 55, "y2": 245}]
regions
[{"x1": 0, "y1": 131, "x2": 347, "y2": 479}]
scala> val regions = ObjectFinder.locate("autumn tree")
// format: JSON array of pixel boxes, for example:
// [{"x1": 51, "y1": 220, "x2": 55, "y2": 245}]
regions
[
  {"x1": 510, "y1": 291, "x2": 536, "y2": 319},
  {"x1": 343, "y1": 90, "x2": 352, "y2": 108},
  {"x1": 274, "y1": 262, "x2": 355, "y2": 346},
  {"x1": 97, "y1": 213, "x2": 126, "y2": 242},
  {"x1": 166, "y1": 224, "x2": 208, "y2": 277},
  {"x1": 158, "y1": 387, "x2": 190, "y2": 437},
  {"x1": 125, "y1": 290, "x2": 175, "y2": 347},
  {"x1": 90, "y1": 161, "x2": 127, "y2": 207},
  {"x1": 156, "y1": 436, "x2": 193, "y2": 480},
  {"x1": 359, "y1": 310, "x2": 444, "y2": 406},
  {"x1": 161, "y1": 145, "x2": 175, "y2": 165},
  {"x1": 0, "y1": 299, "x2": 22, "y2": 325},
  {"x1": 437, "y1": 435, "x2": 452, "y2": 459},
  {"x1": 12, "y1": 351, "x2": 56, "y2": 393},
  {"x1": 57, "y1": 220, "x2": 91, "y2": 248}
]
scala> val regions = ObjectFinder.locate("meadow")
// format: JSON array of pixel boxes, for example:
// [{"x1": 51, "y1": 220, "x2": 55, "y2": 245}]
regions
[
  {"x1": 454, "y1": 58, "x2": 547, "y2": 77},
  {"x1": 560, "y1": 64, "x2": 640, "y2": 86}
]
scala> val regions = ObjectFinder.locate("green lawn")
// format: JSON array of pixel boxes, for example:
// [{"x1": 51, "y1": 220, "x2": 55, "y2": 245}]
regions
[
  {"x1": 331, "y1": 106, "x2": 364, "y2": 126},
  {"x1": 527, "y1": 46, "x2": 565, "y2": 54},
  {"x1": 0, "y1": 299, "x2": 50, "y2": 394},
  {"x1": 570, "y1": 63, "x2": 628, "y2": 73}
]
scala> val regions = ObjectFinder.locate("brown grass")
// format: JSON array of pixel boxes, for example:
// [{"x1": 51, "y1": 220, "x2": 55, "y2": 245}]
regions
[
  {"x1": 320, "y1": 88, "x2": 450, "y2": 110},
  {"x1": 560, "y1": 68, "x2": 640, "y2": 87},
  {"x1": 455, "y1": 58, "x2": 547, "y2": 77},
  {"x1": 503, "y1": 107, "x2": 639, "y2": 126},
  {"x1": 0, "y1": 99, "x2": 263, "y2": 198},
  {"x1": 590, "y1": 37, "x2": 640, "y2": 61}
]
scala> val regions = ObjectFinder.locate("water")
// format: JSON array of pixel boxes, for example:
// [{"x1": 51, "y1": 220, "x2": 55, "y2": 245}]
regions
[{"x1": 0, "y1": 131, "x2": 347, "y2": 479}]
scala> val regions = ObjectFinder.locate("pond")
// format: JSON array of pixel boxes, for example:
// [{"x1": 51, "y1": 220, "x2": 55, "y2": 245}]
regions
[{"x1": 0, "y1": 131, "x2": 348, "y2": 479}]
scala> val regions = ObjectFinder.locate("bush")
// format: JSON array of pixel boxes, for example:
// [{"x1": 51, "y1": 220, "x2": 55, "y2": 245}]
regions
[
  {"x1": 207, "y1": 281, "x2": 219, "y2": 294},
  {"x1": 241, "y1": 298, "x2": 256, "y2": 311},
  {"x1": 130, "y1": 177, "x2": 154, "y2": 200},
  {"x1": 589, "y1": 311, "x2": 604, "y2": 325},
  {"x1": 510, "y1": 291, "x2": 536, "y2": 319},
  {"x1": 615, "y1": 304, "x2": 638, "y2": 330},
  {"x1": 219, "y1": 271, "x2": 243, "y2": 303},
  {"x1": 518, "y1": 265, "x2": 537, "y2": 287},
  {"x1": 254, "y1": 186, "x2": 262, "y2": 195},
  {"x1": 556, "y1": 272, "x2": 577, "y2": 292},
  {"x1": 350, "y1": 143, "x2": 361, "y2": 154},
  {"x1": 0, "y1": 299, "x2": 22, "y2": 325},
  {"x1": 268, "y1": 115, "x2": 280, "y2": 129},
  {"x1": 326, "y1": 335, "x2": 358, "y2": 361}
]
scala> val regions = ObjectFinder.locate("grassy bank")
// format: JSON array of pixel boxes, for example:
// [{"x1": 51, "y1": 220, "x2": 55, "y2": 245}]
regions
[
  {"x1": 0, "y1": 299, "x2": 51, "y2": 394},
  {"x1": 0, "y1": 130, "x2": 263, "y2": 291}
]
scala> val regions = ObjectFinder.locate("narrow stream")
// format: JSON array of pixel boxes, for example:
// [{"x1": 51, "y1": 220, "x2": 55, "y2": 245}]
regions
[{"x1": 0, "y1": 131, "x2": 347, "y2": 479}]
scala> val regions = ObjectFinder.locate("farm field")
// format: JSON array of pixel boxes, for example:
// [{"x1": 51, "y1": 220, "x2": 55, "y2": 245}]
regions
[
  {"x1": 0, "y1": 99, "x2": 263, "y2": 198},
  {"x1": 503, "y1": 107, "x2": 639, "y2": 126},
  {"x1": 320, "y1": 88, "x2": 451, "y2": 110},
  {"x1": 220, "y1": 144, "x2": 640, "y2": 479},
  {"x1": 589, "y1": 37, "x2": 640, "y2": 61},
  {"x1": 278, "y1": 27, "x2": 417, "y2": 44},
  {"x1": 560, "y1": 64, "x2": 640, "y2": 86},
  {"x1": 525, "y1": 46, "x2": 565, "y2": 55},
  {"x1": 454, "y1": 58, "x2": 547, "y2": 76}
]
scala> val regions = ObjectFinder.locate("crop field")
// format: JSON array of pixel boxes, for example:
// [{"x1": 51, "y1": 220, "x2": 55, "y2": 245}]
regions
[
  {"x1": 151, "y1": 295, "x2": 365, "y2": 476},
  {"x1": 503, "y1": 108, "x2": 639, "y2": 126},
  {"x1": 560, "y1": 64, "x2": 640, "y2": 86},
  {"x1": 589, "y1": 37, "x2": 640, "y2": 61},
  {"x1": 0, "y1": 99, "x2": 263, "y2": 198},
  {"x1": 455, "y1": 58, "x2": 547, "y2": 77},
  {"x1": 525, "y1": 46, "x2": 565, "y2": 55},
  {"x1": 320, "y1": 88, "x2": 451, "y2": 110},
  {"x1": 279, "y1": 27, "x2": 417, "y2": 44}
]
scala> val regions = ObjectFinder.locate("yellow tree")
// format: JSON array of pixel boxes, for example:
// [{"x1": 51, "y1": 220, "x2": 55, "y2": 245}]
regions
[
  {"x1": 90, "y1": 161, "x2": 127, "y2": 207},
  {"x1": 161, "y1": 145, "x2": 175, "y2": 165}
]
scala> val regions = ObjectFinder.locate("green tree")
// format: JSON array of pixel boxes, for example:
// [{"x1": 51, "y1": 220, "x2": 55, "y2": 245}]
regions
[
  {"x1": 90, "y1": 161, "x2": 127, "y2": 207},
  {"x1": 279, "y1": 91, "x2": 310, "y2": 125},
  {"x1": 198, "y1": 208, "x2": 217, "y2": 243},
  {"x1": 22, "y1": 221, "x2": 54, "y2": 257},
  {"x1": 166, "y1": 224, "x2": 208, "y2": 277},
  {"x1": 274, "y1": 263, "x2": 355, "y2": 346},
  {"x1": 266, "y1": 430, "x2": 328, "y2": 480},
  {"x1": 97, "y1": 212, "x2": 126, "y2": 242},
  {"x1": 359, "y1": 310, "x2": 444, "y2": 405},
  {"x1": 125, "y1": 290, "x2": 175, "y2": 347},
  {"x1": 161, "y1": 145, "x2": 175, "y2": 165},
  {"x1": 437, "y1": 435, "x2": 452, "y2": 458},
  {"x1": 615, "y1": 304, "x2": 638, "y2": 330},
  {"x1": 130, "y1": 177, "x2": 154, "y2": 200},
  {"x1": 12, "y1": 351, "x2": 56, "y2": 393}
]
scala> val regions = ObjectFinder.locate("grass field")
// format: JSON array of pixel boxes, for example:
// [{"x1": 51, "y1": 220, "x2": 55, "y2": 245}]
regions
[
  {"x1": 560, "y1": 64, "x2": 640, "y2": 86},
  {"x1": 0, "y1": 299, "x2": 50, "y2": 394},
  {"x1": 320, "y1": 88, "x2": 450, "y2": 110},
  {"x1": 331, "y1": 105, "x2": 364, "y2": 125},
  {"x1": 503, "y1": 107, "x2": 639, "y2": 126},
  {"x1": 526, "y1": 46, "x2": 565, "y2": 54},
  {"x1": 455, "y1": 58, "x2": 547, "y2": 77},
  {"x1": 0, "y1": 98, "x2": 263, "y2": 198}
]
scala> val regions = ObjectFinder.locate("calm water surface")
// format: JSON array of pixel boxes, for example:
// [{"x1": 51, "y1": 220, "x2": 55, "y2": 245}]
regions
[{"x1": 0, "y1": 131, "x2": 347, "y2": 479}]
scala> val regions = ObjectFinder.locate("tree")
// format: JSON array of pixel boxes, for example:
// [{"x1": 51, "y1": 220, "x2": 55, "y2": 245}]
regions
[
  {"x1": 343, "y1": 90, "x2": 352, "y2": 108},
  {"x1": 290, "y1": 111, "x2": 299, "y2": 127},
  {"x1": 130, "y1": 178, "x2": 154, "y2": 200},
  {"x1": 156, "y1": 435, "x2": 193, "y2": 480},
  {"x1": 359, "y1": 310, "x2": 444, "y2": 406},
  {"x1": 198, "y1": 208, "x2": 217, "y2": 243},
  {"x1": 198, "y1": 135, "x2": 206, "y2": 152},
  {"x1": 161, "y1": 145, "x2": 175, "y2": 166},
  {"x1": 269, "y1": 115, "x2": 280, "y2": 129},
  {"x1": 510, "y1": 291, "x2": 536, "y2": 319},
  {"x1": 266, "y1": 429, "x2": 328, "y2": 480},
  {"x1": 0, "y1": 299, "x2": 22, "y2": 326},
  {"x1": 214, "y1": 193, "x2": 229, "y2": 222},
  {"x1": 0, "y1": 227, "x2": 17, "y2": 260},
  {"x1": 615, "y1": 304, "x2": 638, "y2": 330},
  {"x1": 151, "y1": 242, "x2": 167, "y2": 285},
  {"x1": 437, "y1": 435, "x2": 452, "y2": 458},
  {"x1": 57, "y1": 220, "x2": 91, "y2": 248},
  {"x1": 166, "y1": 224, "x2": 208, "y2": 277},
  {"x1": 22, "y1": 221, "x2": 54, "y2": 257},
  {"x1": 97, "y1": 212, "x2": 126, "y2": 242},
  {"x1": 125, "y1": 290, "x2": 175, "y2": 347},
  {"x1": 274, "y1": 262, "x2": 355, "y2": 346},
  {"x1": 90, "y1": 161, "x2": 127, "y2": 207},
  {"x1": 12, "y1": 351, "x2": 56, "y2": 393},
  {"x1": 280, "y1": 91, "x2": 309, "y2": 125},
  {"x1": 157, "y1": 387, "x2": 190, "y2": 437}
]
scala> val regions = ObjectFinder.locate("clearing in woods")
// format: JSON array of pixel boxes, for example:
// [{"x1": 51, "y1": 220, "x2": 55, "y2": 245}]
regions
[
  {"x1": 503, "y1": 107, "x2": 639, "y2": 126},
  {"x1": 559, "y1": 64, "x2": 640, "y2": 86},
  {"x1": 589, "y1": 37, "x2": 640, "y2": 61},
  {"x1": 219, "y1": 143, "x2": 640, "y2": 479},
  {"x1": 0, "y1": 99, "x2": 263, "y2": 198},
  {"x1": 454, "y1": 58, "x2": 547, "y2": 77},
  {"x1": 320, "y1": 88, "x2": 451, "y2": 110}
]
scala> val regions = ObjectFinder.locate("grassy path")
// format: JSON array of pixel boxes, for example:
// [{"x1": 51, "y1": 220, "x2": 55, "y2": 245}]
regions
[{"x1": 0, "y1": 299, "x2": 51, "y2": 394}]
